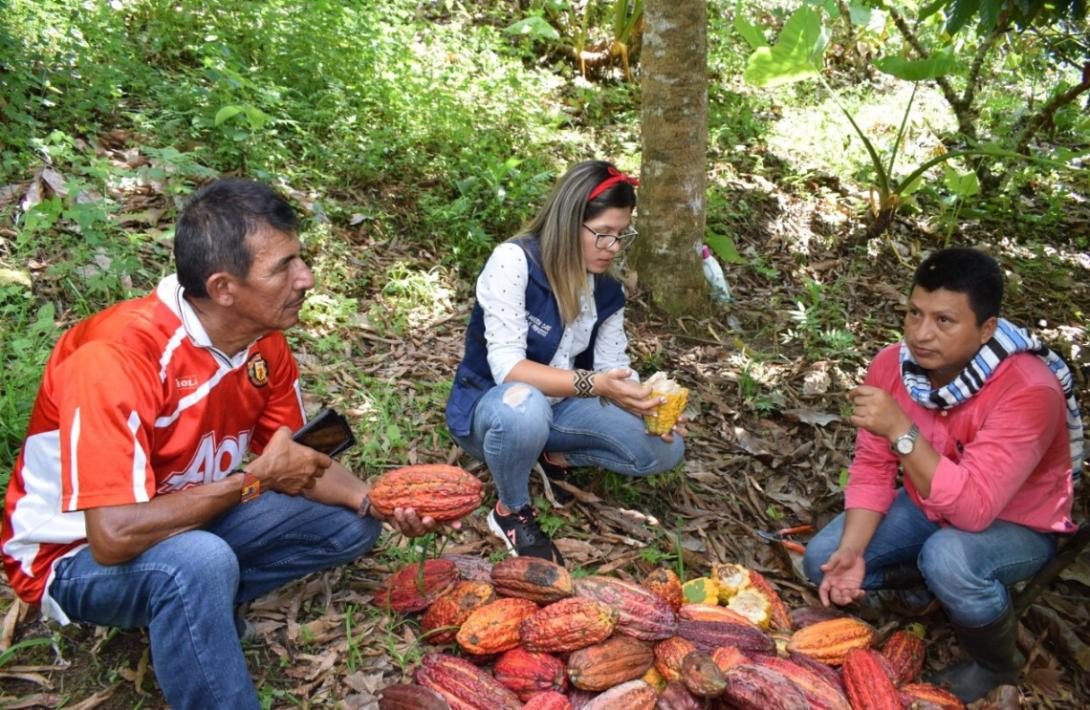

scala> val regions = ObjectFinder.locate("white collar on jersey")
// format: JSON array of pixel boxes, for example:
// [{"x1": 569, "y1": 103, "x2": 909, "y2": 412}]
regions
[{"x1": 156, "y1": 274, "x2": 253, "y2": 368}]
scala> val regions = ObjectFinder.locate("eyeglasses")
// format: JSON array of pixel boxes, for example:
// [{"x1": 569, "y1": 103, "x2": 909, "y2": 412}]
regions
[{"x1": 583, "y1": 224, "x2": 638, "y2": 250}]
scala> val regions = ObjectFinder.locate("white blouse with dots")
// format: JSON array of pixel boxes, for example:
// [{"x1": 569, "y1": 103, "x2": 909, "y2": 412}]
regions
[{"x1": 477, "y1": 242, "x2": 633, "y2": 399}]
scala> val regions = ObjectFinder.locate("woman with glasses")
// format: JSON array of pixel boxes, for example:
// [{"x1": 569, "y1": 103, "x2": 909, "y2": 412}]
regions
[{"x1": 445, "y1": 160, "x2": 686, "y2": 565}]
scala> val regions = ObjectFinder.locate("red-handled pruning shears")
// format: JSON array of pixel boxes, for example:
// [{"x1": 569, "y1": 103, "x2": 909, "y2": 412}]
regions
[{"x1": 754, "y1": 524, "x2": 814, "y2": 555}]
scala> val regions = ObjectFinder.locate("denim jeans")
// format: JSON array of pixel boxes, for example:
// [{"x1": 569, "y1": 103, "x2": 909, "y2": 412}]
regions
[
  {"x1": 803, "y1": 489, "x2": 1057, "y2": 627},
  {"x1": 452, "y1": 382, "x2": 685, "y2": 511},
  {"x1": 49, "y1": 491, "x2": 382, "y2": 709}
]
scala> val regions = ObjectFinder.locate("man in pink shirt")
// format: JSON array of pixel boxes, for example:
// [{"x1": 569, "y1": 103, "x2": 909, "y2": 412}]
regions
[{"x1": 802, "y1": 247, "x2": 1081, "y2": 703}]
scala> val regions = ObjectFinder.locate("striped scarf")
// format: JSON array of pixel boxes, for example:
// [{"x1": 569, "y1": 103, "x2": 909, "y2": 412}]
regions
[{"x1": 899, "y1": 318, "x2": 1084, "y2": 480}]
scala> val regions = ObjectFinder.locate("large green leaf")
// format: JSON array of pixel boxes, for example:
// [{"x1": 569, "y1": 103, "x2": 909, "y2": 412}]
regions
[
  {"x1": 873, "y1": 51, "x2": 960, "y2": 80},
  {"x1": 504, "y1": 16, "x2": 560, "y2": 42},
  {"x1": 734, "y1": 5, "x2": 768, "y2": 50},
  {"x1": 744, "y1": 6, "x2": 825, "y2": 87}
]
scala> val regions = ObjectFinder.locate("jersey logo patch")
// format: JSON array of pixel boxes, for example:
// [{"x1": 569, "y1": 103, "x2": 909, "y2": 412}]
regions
[
  {"x1": 247, "y1": 352, "x2": 269, "y2": 388},
  {"x1": 175, "y1": 376, "x2": 199, "y2": 389}
]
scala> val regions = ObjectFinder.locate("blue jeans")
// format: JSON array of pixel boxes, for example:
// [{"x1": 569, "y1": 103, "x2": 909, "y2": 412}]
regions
[
  {"x1": 452, "y1": 382, "x2": 685, "y2": 511},
  {"x1": 49, "y1": 492, "x2": 382, "y2": 710},
  {"x1": 802, "y1": 489, "x2": 1057, "y2": 627}
]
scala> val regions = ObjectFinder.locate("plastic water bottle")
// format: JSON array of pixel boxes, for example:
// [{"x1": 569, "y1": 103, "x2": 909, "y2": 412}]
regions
[{"x1": 701, "y1": 244, "x2": 732, "y2": 303}]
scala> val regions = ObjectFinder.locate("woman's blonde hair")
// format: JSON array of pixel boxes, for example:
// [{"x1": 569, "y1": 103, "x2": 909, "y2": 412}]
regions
[{"x1": 513, "y1": 160, "x2": 636, "y2": 324}]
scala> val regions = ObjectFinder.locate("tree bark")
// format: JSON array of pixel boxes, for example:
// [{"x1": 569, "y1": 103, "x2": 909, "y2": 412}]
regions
[{"x1": 630, "y1": 0, "x2": 710, "y2": 315}]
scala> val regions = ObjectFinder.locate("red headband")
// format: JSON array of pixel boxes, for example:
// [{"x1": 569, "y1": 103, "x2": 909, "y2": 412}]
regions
[{"x1": 587, "y1": 167, "x2": 639, "y2": 202}]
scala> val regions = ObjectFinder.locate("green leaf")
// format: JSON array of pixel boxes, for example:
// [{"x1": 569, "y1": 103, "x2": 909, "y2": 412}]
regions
[
  {"x1": 744, "y1": 6, "x2": 825, "y2": 87},
  {"x1": 503, "y1": 16, "x2": 560, "y2": 42},
  {"x1": 943, "y1": 165, "x2": 980, "y2": 197},
  {"x1": 945, "y1": 0, "x2": 980, "y2": 34},
  {"x1": 734, "y1": 5, "x2": 768, "y2": 50},
  {"x1": 838, "y1": 467, "x2": 850, "y2": 489},
  {"x1": 873, "y1": 51, "x2": 960, "y2": 80},
  {"x1": 214, "y1": 105, "x2": 244, "y2": 126},
  {"x1": 243, "y1": 105, "x2": 271, "y2": 131},
  {"x1": 705, "y1": 232, "x2": 744, "y2": 264}
]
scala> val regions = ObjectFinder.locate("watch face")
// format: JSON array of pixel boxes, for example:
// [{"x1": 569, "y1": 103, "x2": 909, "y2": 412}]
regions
[{"x1": 895, "y1": 437, "x2": 913, "y2": 455}]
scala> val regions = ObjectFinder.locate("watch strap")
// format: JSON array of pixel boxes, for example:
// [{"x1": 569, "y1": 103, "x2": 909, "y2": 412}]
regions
[{"x1": 237, "y1": 469, "x2": 262, "y2": 503}]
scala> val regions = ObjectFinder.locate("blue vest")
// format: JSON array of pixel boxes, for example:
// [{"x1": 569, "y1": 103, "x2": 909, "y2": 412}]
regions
[{"x1": 445, "y1": 237, "x2": 626, "y2": 437}]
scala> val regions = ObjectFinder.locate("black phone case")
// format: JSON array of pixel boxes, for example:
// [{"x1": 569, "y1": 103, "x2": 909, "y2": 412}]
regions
[{"x1": 291, "y1": 408, "x2": 356, "y2": 458}]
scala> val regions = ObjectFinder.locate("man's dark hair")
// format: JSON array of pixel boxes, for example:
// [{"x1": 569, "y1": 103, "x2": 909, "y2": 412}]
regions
[
  {"x1": 175, "y1": 179, "x2": 299, "y2": 298},
  {"x1": 912, "y1": 247, "x2": 1004, "y2": 324}
]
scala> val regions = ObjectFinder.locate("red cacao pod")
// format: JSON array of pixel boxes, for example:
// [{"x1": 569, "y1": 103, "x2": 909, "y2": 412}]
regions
[
  {"x1": 456, "y1": 597, "x2": 539, "y2": 655},
  {"x1": 656, "y1": 681, "x2": 702, "y2": 710},
  {"x1": 369, "y1": 464, "x2": 483, "y2": 522},
  {"x1": 574, "y1": 575, "x2": 678, "y2": 641},
  {"x1": 720, "y1": 663, "x2": 810, "y2": 710},
  {"x1": 493, "y1": 646, "x2": 568, "y2": 701},
  {"x1": 442, "y1": 553, "x2": 494, "y2": 583},
  {"x1": 376, "y1": 559, "x2": 459, "y2": 613},
  {"x1": 642, "y1": 567, "x2": 684, "y2": 611},
  {"x1": 899, "y1": 682, "x2": 966, "y2": 710},
  {"x1": 491, "y1": 556, "x2": 573, "y2": 603},
  {"x1": 581, "y1": 679, "x2": 658, "y2": 710},
  {"x1": 786, "y1": 616, "x2": 875, "y2": 666},
  {"x1": 568, "y1": 635, "x2": 654, "y2": 691},
  {"x1": 787, "y1": 651, "x2": 845, "y2": 692},
  {"x1": 421, "y1": 580, "x2": 497, "y2": 644},
  {"x1": 378, "y1": 683, "x2": 451, "y2": 710},
  {"x1": 679, "y1": 650, "x2": 726, "y2": 697},
  {"x1": 521, "y1": 597, "x2": 618, "y2": 653},
  {"x1": 653, "y1": 636, "x2": 698, "y2": 682},
  {"x1": 881, "y1": 624, "x2": 927, "y2": 685},
  {"x1": 414, "y1": 652, "x2": 521, "y2": 710},
  {"x1": 676, "y1": 612, "x2": 775, "y2": 655},
  {"x1": 710, "y1": 645, "x2": 749, "y2": 673},
  {"x1": 751, "y1": 655, "x2": 850, "y2": 710},
  {"x1": 523, "y1": 690, "x2": 574, "y2": 710},
  {"x1": 677, "y1": 603, "x2": 757, "y2": 627},
  {"x1": 842, "y1": 648, "x2": 902, "y2": 710}
]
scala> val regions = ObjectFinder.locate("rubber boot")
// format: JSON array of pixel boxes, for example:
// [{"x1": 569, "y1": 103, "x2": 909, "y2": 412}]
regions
[{"x1": 929, "y1": 603, "x2": 1024, "y2": 703}]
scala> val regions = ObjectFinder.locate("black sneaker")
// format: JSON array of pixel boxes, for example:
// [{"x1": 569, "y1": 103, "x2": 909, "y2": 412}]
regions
[
  {"x1": 487, "y1": 503, "x2": 565, "y2": 566},
  {"x1": 535, "y1": 452, "x2": 574, "y2": 504}
]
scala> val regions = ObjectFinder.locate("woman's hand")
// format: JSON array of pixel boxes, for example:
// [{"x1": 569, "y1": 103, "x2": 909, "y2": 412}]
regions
[
  {"x1": 819, "y1": 546, "x2": 867, "y2": 607},
  {"x1": 593, "y1": 368, "x2": 660, "y2": 416}
]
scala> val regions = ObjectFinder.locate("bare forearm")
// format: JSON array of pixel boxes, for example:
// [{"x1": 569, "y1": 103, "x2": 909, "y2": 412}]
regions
[
  {"x1": 302, "y1": 460, "x2": 367, "y2": 510},
  {"x1": 838, "y1": 508, "x2": 884, "y2": 555},
  {"x1": 898, "y1": 437, "x2": 941, "y2": 498},
  {"x1": 85, "y1": 477, "x2": 245, "y2": 565},
  {"x1": 505, "y1": 360, "x2": 582, "y2": 397}
]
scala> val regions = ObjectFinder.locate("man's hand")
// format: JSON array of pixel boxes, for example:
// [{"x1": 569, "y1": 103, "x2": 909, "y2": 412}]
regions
[
  {"x1": 848, "y1": 385, "x2": 912, "y2": 441},
  {"x1": 247, "y1": 426, "x2": 331, "y2": 495},
  {"x1": 819, "y1": 546, "x2": 867, "y2": 607},
  {"x1": 593, "y1": 368, "x2": 660, "y2": 416},
  {"x1": 376, "y1": 506, "x2": 461, "y2": 538}
]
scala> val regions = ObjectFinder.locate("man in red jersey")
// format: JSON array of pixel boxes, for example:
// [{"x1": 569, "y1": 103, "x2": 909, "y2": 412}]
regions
[{"x1": 2, "y1": 179, "x2": 439, "y2": 709}]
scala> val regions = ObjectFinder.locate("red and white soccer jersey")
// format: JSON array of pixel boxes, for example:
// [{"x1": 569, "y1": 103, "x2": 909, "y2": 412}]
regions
[{"x1": 2, "y1": 275, "x2": 305, "y2": 622}]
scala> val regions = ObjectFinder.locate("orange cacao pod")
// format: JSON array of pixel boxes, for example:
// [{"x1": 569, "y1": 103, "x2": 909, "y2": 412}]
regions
[
  {"x1": 676, "y1": 610, "x2": 775, "y2": 655},
  {"x1": 523, "y1": 690, "x2": 573, "y2": 710},
  {"x1": 677, "y1": 603, "x2": 758, "y2": 627},
  {"x1": 490, "y1": 556, "x2": 573, "y2": 604},
  {"x1": 521, "y1": 597, "x2": 618, "y2": 653},
  {"x1": 369, "y1": 464, "x2": 483, "y2": 522},
  {"x1": 581, "y1": 679, "x2": 657, "y2": 710},
  {"x1": 680, "y1": 650, "x2": 726, "y2": 697},
  {"x1": 653, "y1": 636, "x2": 697, "y2": 682},
  {"x1": 456, "y1": 597, "x2": 539, "y2": 655},
  {"x1": 492, "y1": 647, "x2": 567, "y2": 701},
  {"x1": 881, "y1": 624, "x2": 927, "y2": 685},
  {"x1": 567, "y1": 635, "x2": 654, "y2": 691},
  {"x1": 786, "y1": 616, "x2": 875, "y2": 666},
  {"x1": 376, "y1": 559, "x2": 459, "y2": 613},
  {"x1": 642, "y1": 568, "x2": 683, "y2": 611},
  {"x1": 414, "y1": 652, "x2": 521, "y2": 710},
  {"x1": 710, "y1": 645, "x2": 749, "y2": 673},
  {"x1": 378, "y1": 683, "x2": 451, "y2": 710},
  {"x1": 842, "y1": 648, "x2": 902, "y2": 710},
  {"x1": 441, "y1": 553, "x2": 494, "y2": 583},
  {"x1": 574, "y1": 576, "x2": 678, "y2": 641},
  {"x1": 421, "y1": 580, "x2": 497, "y2": 644},
  {"x1": 720, "y1": 663, "x2": 810, "y2": 710},
  {"x1": 899, "y1": 682, "x2": 966, "y2": 710},
  {"x1": 656, "y1": 681, "x2": 702, "y2": 710},
  {"x1": 743, "y1": 569, "x2": 793, "y2": 632},
  {"x1": 752, "y1": 655, "x2": 850, "y2": 710}
]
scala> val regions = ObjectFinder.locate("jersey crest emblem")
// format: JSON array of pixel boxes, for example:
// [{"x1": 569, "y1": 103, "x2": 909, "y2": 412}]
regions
[{"x1": 247, "y1": 352, "x2": 269, "y2": 387}]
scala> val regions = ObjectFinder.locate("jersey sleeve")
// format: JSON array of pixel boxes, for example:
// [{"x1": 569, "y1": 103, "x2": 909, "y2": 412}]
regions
[
  {"x1": 249, "y1": 334, "x2": 306, "y2": 453},
  {"x1": 52, "y1": 341, "x2": 163, "y2": 511}
]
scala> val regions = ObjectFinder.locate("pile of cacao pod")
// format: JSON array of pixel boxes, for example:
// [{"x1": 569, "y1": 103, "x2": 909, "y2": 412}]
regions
[{"x1": 373, "y1": 554, "x2": 966, "y2": 710}]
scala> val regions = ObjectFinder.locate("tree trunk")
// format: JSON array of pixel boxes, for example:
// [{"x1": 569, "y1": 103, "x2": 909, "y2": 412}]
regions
[{"x1": 630, "y1": 0, "x2": 710, "y2": 316}]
